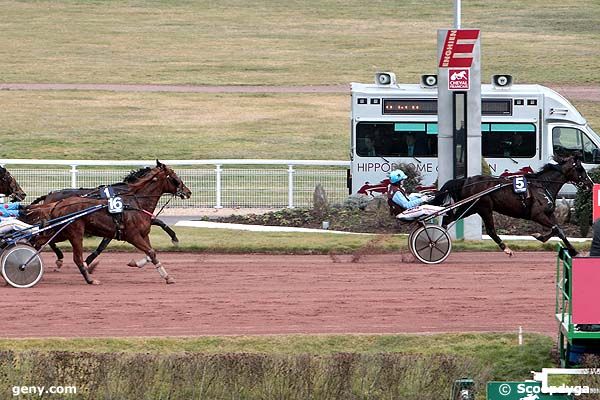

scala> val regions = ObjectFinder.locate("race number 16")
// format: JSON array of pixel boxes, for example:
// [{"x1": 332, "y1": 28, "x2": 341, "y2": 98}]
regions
[{"x1": 108, "y1": 196, "x2": 123, "y2": 213}]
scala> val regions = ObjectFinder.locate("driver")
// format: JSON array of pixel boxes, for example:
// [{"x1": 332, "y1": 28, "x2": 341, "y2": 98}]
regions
[
  {"x1": 387, "y1": 169, "x2": 444, "y2": 221},
  {"x1": 0, "y1": 201, "x2": 36, "y2": 235}
]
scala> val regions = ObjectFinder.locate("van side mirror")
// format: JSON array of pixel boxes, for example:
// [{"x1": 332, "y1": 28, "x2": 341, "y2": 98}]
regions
[{"x1": 593, "y1": 148, "x2": 600, "y2": 164}]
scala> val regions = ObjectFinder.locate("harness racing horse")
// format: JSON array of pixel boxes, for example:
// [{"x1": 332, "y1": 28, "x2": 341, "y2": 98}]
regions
[
  {"x1": 24, "y1": 161, "x2": 192, "y2": 285},
  {"x1": 31, "y1": 167, "x2": 180, "y2": 271},
  {"x1": 0, "y1": 166, "x2": 27, "y2": 201},
  {"x1": 435, "y1": 155, "x2": 594, "y2": 256}
]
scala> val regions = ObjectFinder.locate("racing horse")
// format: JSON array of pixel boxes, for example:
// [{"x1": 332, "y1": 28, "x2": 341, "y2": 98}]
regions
[
  {"x1": 434, "y1": 155, "x2": 594, "y2": 256},
  {"x1": 30, "y1": 167, "x2": 180, "y2": 271},
  {"x1": 0, "y1": 166, "x2": 27, "y2": 202},
  {"x1": 24, "y1": 161, "x2": 192, "y2": 285}
]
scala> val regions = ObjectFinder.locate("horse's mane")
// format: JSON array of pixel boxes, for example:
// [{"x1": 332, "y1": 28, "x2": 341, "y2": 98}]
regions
[
  {"x1": 525, "y1": 160, "x2": 565, "y2": 179},
  {"x1": 123, "y1": 167, "x2": 153, "y2": 183}
]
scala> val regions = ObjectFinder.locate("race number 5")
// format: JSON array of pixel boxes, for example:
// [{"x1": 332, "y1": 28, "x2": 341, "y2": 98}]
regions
[
  {"x1": 108, "y1": 196, "x2": 123, "y2": 213},
  {"x1": 512, "y1": 176, "x2": 528, "y2": 194}
]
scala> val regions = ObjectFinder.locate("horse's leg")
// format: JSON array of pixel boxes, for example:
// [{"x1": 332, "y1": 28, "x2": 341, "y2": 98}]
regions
[
  {"x1": 152, "y1": 218, "x2": 179, "y2": 245},
  {"x1": 86, "y1": 238, "x2": 112, "y2": 274},
  {"x1": 128, "y1": 234, "x2": 175, "y2": 284},
  {"x1": 67, "y1": 228, "x2": 100, "y2": 285},
  {"x1": 531, "y1": 213, "x2": 578, "y2": 256},
  {"x1": 479, "y1": 208, "x2": 513, "y2": 256},
  {"x1": 49, "y1": 242, "x2": 64, "y2": 269}
]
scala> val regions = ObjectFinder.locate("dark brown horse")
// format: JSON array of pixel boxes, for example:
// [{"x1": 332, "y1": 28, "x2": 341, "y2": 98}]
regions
[
  {"x1": 24, "y1": 161, "x2": 192, "y2": 285},
  {"x1": 435, "y1": 155, "x2": 594, "y2": 256},
  {"x1": 0, "y1": 166, "x2": 27, "y2": 201},
  {"x1": 31, "y1": 167, "x2": 179, "y2": 270}
]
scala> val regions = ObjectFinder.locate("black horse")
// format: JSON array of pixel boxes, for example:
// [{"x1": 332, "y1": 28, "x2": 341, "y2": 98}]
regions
[
  {"x1": 30, "y1": 167, "x2": 179, "y2": 270},
  {"x1": 435, "y1": 155, "x2": 594, "y2": 256},
  {"x1": 0, "y1": 166, "x2": 27, "y2": 201}
]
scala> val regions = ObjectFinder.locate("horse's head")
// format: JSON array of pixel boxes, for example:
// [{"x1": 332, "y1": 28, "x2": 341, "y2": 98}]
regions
[
  {"x1": 557, "y1": 154, "x2": 594, "y2": 190},
  {"x1": 0, "y1": 166, "x2": 26, "y2": 201},
  {"x1": 155, "y1": 160, "x2": 192, "y2": 199}
]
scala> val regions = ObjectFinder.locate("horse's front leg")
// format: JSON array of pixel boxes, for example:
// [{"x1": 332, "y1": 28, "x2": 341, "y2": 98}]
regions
[
  {"x1": 128, "y1": 234, "x2": 175, "y2": 284},
  {"x1": 531, "y1": 213, "x2": 578, "y2": 256},
  {"x1": 152, "y1": 218, "x2": 179, "y2": 245}
]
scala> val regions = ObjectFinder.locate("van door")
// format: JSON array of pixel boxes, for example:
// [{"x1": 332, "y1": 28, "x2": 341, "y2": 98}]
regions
[
  {"x1": 549, "y1": 124, "x2": 600, "y2": 197},
  {"x1": 549, "y1": 124, "x2": 600, "y2": 164}
]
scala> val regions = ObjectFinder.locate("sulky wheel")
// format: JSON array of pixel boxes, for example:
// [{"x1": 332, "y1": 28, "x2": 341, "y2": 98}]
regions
[
  {"x1": 410, "y1": 225, "x2": 452, "y2": 264},
  {"x1": 1, "y1": 244, "x2": 44, "y2": 288},
  {"x1": 407, "y1": 226, "x2": 420, "y2": 258}
]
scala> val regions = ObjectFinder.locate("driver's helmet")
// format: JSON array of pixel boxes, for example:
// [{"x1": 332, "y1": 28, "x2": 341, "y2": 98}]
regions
[{"x1": 389, "y1": 170, "x2": 408, "y2": 184}]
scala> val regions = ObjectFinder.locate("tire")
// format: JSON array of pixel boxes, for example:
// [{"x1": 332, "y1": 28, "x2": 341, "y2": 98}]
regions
[
  {"x1": 407, "y1": 227, "x2": 419, "y2": 257},
  {"x1": 1, "y1": 244, "x2": 44, "y2": 288},
  {"x1": 410, "y1": 225, "x2": 452, "y2": 264}
]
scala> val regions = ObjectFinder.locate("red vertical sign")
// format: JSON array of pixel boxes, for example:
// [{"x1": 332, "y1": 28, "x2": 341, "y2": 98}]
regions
[
  {"x1": 594, "y1": 184, "x2": 600, "y2": 222},
  {"x1": 438, "y1": 29, "x2": 480, "y2": 68}
]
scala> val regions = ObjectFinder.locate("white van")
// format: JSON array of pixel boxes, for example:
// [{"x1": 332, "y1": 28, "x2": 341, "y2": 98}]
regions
[{"x1": 349, "y1": 74, "x2": 600, "y2": 197}]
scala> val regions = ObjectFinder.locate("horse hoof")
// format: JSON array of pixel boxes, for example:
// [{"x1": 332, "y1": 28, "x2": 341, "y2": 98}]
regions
[
  {"x1": 87, "y1": 260, "x2": 100, "y2": 274},
  {"x1": 127, "y1": 259, "x2": 138, "y2": 268},
  {"x1": 166, "y1": 276, "x2": 176, "y2": 284},
  {"x1": 504, "y1": 248, "x2": 514, "y2": 257},
  {"x1": 90, "y1": 279, "x2": 101, "y2": 285},
  {"x1": 55, "y1": 260, "x2": 63, "y2": 269},
  {"x1": 171, "y1": 239, "x2": 179, "y2": 247}
]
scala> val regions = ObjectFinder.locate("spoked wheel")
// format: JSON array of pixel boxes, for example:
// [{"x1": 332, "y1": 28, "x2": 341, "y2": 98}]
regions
[
  {"x1": 1, "y1": 244, "x2": 44, "y2": 288},
  {"x1": 410, "y1": 224, "x2": 452, "y2": 264}
]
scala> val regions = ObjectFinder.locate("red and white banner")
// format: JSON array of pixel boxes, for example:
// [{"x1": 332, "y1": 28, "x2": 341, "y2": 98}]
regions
[{"x1": 439, "y1": 29, "x2": 480, "y2": 68}]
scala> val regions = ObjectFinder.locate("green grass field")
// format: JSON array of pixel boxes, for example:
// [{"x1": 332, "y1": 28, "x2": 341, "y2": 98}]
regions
[
  {"x1": 0, "y1": 91, "x2": 598, "y2": 160},
  {"x1": 1, "y1": 0, "x2": 598, "y2": 86}
]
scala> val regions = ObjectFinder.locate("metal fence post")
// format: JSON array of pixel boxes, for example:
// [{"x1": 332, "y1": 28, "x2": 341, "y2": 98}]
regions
[
  {"x1": 215, "y1": 164, "x2": 223, "y2": 209},
  {"x1": 287, "y1": 164, "x2": 295, "y2": 208},
  {"x1": 70, "y1": 165, "x2": 78, "y2": 188}
]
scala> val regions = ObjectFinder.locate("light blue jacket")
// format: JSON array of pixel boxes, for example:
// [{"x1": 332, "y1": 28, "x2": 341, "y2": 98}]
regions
[
  {"x1": 0, "y1": 202, "x2": 22, "y2": 218},
  {"x1": 391, "y1": 191, "x2": 424, "y2": 209}
]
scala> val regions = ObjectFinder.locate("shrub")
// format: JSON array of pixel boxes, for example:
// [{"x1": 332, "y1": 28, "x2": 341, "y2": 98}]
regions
[{"x1": 573, "y1": 166, "x2": 600, "y2": 236}]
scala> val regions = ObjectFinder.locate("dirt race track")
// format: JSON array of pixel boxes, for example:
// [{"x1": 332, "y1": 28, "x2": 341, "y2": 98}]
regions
[{"x1": 0, "y1": 251, "x2": 559, "y2": 338}]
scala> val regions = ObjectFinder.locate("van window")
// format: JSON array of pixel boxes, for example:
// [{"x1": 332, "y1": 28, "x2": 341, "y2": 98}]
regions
[
  {"x1": 482, "y1": 123, "x2": 536, "y2": 158},
  {"x1": 356, "y1": 122, "x2": 438, "y2": 157},
  {"x1": 553, "y1": 126, "x2": 600, "y2": 163}
]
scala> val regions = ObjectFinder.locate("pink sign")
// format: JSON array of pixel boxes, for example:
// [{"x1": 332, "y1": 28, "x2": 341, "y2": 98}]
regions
[
  {"x1": 593, "y1": 184, "x2": 600, "y2": 222},
  {"x1": 572, "y1": 257, "x2": 600, "y2": 324}
]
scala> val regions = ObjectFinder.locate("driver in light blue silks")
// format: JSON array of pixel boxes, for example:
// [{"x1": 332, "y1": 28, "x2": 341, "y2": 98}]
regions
[
  {"x1": 388, "y1": 170, "x2": 433, "y2": 209},
  {"x1": 0, "y1": 201, "x2": 36, "y2": 235},
  {"x1": 388, "y1": 170, "x2": 443, "y2": 221}
]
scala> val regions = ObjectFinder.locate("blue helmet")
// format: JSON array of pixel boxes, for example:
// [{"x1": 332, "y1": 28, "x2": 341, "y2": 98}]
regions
[{"x1": 389, "y1": 170, "x2": 407, "y2": 184}]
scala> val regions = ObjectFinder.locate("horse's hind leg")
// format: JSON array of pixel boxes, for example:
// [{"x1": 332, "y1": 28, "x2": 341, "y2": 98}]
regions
[
  {"x1": 129, "y1": 234, "x2": 175, "y2": 284},
  {"x1": 68, "y1": 229, "x2": 100, "y2": 285},
  {"x1": 479, "y1": 206, "x2": 513, "y2": 256},
  {"x1": 49, "y1": 242, "x2": 64, "y2": 269},
  {"x1": 86, "y1": 238, "x2": 112, "y2": 274}
]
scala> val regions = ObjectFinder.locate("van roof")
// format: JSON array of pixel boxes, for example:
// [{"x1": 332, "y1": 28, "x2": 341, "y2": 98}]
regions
[{"x1": 350, "y1": 83, "x2": 586, "y2": 125}]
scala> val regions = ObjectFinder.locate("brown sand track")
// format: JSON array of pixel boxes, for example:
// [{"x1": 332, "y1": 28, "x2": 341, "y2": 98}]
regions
[{"x1": 0, "y1": 251, "x2": 558, "y2": 338}]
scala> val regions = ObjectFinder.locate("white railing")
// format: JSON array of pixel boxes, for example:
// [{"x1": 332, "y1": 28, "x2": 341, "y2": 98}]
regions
[{"x1": 0, "y1": 159, "x2": 351, "y2": 209}]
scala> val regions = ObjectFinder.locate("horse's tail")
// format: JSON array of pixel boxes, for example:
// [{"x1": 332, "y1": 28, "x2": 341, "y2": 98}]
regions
[
  {"x1": 30, "y1": 195, "x2": 47, "y2": 205},
  {"x1": 22, "y1": 202, "x2": 51, "y2": 224},
  {"x1": 432, "y1": 178, "x2": 467, "y2": 205}
]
